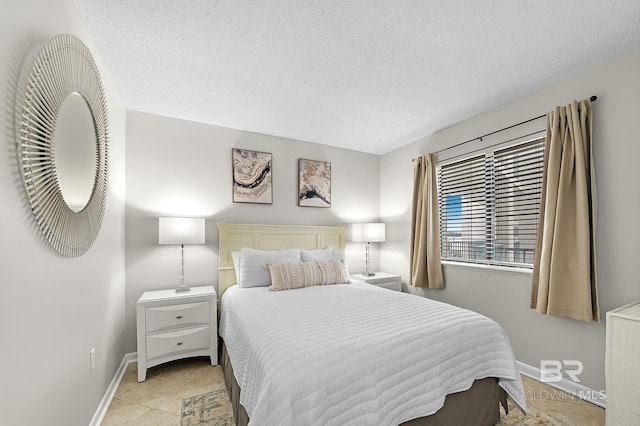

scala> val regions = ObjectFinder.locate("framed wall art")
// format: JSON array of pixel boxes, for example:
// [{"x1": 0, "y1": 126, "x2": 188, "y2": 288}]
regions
[
  {"x1": 232, "y1": 148, "x2": 273, "y2": 204},
  {"x1": 298, "y1": 158, "x2": 331, "y2": 208}
]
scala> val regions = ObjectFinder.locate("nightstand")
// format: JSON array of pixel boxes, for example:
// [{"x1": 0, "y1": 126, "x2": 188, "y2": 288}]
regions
[
  {"x1": 136, "y1": 285, "x2": 217, "y2": 382},
  {"x1": 351, "y1": 272, "x2": 402, "y2": 292}
]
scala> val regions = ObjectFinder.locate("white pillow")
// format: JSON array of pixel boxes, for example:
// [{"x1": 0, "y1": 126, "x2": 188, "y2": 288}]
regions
[
  {"x1": 300, "y1": 249, "x2": 350, "y2": 283},
  {"x1": 231, "y1": 251, "x2": 240, "y2": 281},
  {"x1": 238, "y1": 248, "x2": 301, "y2": 288}
]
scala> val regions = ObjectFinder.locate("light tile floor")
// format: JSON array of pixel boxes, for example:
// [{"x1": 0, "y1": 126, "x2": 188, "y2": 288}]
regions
[
  {"x1": 101, "y1": 358, "x2": 226, "y2": 426},
  {"x1": 102, "y1": 357, "x2": 605, "y2": 425},
  {"x1": 507, "y1": 375, "x2": 605, "y2": 425}
]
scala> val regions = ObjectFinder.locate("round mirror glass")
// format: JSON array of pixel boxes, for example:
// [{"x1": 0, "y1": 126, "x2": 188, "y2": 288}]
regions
[{"x1": 53, "y1": 92, "x2": 97, "y2": 212}]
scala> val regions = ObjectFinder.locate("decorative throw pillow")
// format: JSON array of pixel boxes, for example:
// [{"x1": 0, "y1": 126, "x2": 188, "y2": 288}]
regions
[
  {"x1": 268, "y1": 258, "x2": 348, "y2": 291},
  {"x1": 237, "y1": 248, "x2": 301, "y2": 288},
  {"x1": 300, "y1": 249, "x2": 350, "y2": 282}
]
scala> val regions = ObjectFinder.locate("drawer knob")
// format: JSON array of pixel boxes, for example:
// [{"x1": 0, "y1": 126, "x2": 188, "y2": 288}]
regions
[
  {"x1": 177, "y1": 342, "x2": 183, "y2": 346},
  {"x1": 176, "y1": 316, "x2": 183, "y2": 319}
]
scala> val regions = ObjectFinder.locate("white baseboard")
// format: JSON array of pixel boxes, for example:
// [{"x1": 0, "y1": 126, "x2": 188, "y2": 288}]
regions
[
  {"x1": 89, "y1": 352, "x2": 137, "y2": 426},
  {"x1": 516, "y1": 360, "x2": 606, "y2": 408}
]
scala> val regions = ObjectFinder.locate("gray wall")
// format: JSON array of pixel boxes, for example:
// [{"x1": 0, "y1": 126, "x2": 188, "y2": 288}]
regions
[
  {"x1": 125, "y1": 111, "x2": 382, "y2": 352},
  {"x1": 0, "y1": 1, "x2": 127, "y2": 425},
  {"x1": 380, "y1": 48, "x2": 640, "y2": 392}
]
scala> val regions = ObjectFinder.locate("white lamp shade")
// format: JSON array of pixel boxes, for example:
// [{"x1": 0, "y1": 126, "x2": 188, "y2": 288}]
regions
[
  {"x1": 352, "y1": 223, "x2": 385, "y2": 243},
  {"x1": 158, "y1": 217, "x2": 205, "y2": 245}
]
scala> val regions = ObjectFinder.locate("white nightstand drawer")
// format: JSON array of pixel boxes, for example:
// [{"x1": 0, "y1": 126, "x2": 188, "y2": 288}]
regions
[
  {"x1": 146, "y1": 325, "x2": 211, "y2": 361},
  {"x1": 146, "y1": 301, "x2": 209, "y2": 333},
  {"x1": 375, "y1": 280, "x2": 402, "y2": 292}
]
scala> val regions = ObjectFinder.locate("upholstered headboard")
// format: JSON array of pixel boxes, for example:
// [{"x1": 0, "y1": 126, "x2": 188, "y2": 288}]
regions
[{"x1": 217, "y1": 223, "x2": 346, "y2": 296}]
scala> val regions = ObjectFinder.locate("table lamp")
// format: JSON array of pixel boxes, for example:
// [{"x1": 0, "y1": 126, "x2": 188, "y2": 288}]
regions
[
  {"x1": 352, "y1": 223, "x2": 385, "y2": 276},
  {"x1": 159, "y1": 217, "x2": 205, "y2": 292}
]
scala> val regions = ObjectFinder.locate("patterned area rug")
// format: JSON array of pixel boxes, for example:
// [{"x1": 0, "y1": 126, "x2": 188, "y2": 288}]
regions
[
  {"x1": 181, "y1": 388, "x2": 234, "y2": 426},
  {"x1": 498, "y1": 399, "x2": 562, "y2": 425},
  {"x1": 181, "y1": 389, "x2": 560, "y2": 426}
]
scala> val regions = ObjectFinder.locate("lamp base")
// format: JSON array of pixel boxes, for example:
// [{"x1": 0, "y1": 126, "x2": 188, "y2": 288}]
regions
[
  {"x1": 175, "y1": 285, "x2": 191, "y2": 293},
  {"x1": 363, "y1": 272, "x2": 376, "y2": 276}
]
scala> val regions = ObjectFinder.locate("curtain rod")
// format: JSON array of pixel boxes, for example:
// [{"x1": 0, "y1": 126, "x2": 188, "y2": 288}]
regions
[{"x1": 413, "y1": 95, "x2": 597, "y2": 160}]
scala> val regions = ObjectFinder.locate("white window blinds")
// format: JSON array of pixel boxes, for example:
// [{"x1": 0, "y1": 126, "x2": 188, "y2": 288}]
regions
[{"x1": 437, "y1": 137, "x2": 545, "y2": 268}]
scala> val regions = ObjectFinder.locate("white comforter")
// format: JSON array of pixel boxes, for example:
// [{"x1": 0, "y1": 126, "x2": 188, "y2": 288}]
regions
[{"x1": 219, "y1": 281, "x2": 526, "y2": 426}]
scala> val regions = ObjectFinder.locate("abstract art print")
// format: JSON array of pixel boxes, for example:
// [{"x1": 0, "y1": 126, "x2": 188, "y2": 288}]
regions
[
  {"x1": 298, "y1": 159, "x2": 331, "y2": 208},
  {"x1": 232, "y1": 148, "x2": 272, "y2": 204}
]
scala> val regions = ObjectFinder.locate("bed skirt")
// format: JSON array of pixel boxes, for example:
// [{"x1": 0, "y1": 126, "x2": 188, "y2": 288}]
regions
[{"x1": 221, "y1": 340, "x2": 506, "y2": 426}]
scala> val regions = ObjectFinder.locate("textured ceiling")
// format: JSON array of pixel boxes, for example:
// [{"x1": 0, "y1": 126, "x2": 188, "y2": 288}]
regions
[{"x1": 73, "y1": 1, "x2": 640, "y2": 154}]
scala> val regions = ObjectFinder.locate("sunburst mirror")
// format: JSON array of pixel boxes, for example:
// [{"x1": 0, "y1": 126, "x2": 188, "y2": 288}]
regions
[{"x1": 15, "y1": 34, "x2": 109, "y2": 257}]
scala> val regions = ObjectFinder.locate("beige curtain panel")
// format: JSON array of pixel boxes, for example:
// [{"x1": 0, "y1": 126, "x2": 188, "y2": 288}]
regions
[
  {"x1": 531, "y1": 98, "x2": 599, "y2": 322},
  {"x1": 410, "y1": 153, "x2": 444, "y2": 288}
]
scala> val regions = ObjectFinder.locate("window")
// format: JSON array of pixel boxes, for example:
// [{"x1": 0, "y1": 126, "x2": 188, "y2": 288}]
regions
[{"x1": 437, "y1": 137, "x2": 545, "y2": 268}]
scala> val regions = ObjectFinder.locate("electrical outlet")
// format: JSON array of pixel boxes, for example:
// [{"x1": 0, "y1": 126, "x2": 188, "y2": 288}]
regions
[{"x1": 90, "y1": 348, "x2": 96, "y2": 372}]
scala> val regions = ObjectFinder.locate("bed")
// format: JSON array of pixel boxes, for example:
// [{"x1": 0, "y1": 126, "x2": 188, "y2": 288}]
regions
[{"x1": 217, "y1": 223, "x2": 526, "y2": 426}]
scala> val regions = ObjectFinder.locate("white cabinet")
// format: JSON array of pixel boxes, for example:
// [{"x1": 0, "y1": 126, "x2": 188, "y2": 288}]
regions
[
  {"x1": 606, "y1": 300, "x2": 640, "y2": 425},
  {"x1": 136, "y1": 286, "x2": 217, "y2": 382},
  {"x1": 351, "y1": 272, "x2": 402, "y2": 292}
]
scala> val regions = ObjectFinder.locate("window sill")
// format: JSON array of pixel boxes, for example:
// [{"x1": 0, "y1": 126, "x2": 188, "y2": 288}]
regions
[{"x1": 441, "y1": 260, "x2": 533, "y2": 275}]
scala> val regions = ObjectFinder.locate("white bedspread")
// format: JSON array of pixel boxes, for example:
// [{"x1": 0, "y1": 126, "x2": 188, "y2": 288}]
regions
[{"x1": 219, "y1": 281, "x2": 526, "y2": 426}]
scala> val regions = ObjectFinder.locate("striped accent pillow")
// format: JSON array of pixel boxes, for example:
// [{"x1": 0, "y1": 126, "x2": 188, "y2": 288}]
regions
[{"x1": 267, "y1": 259, "x2": 348, "y2": 291}]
